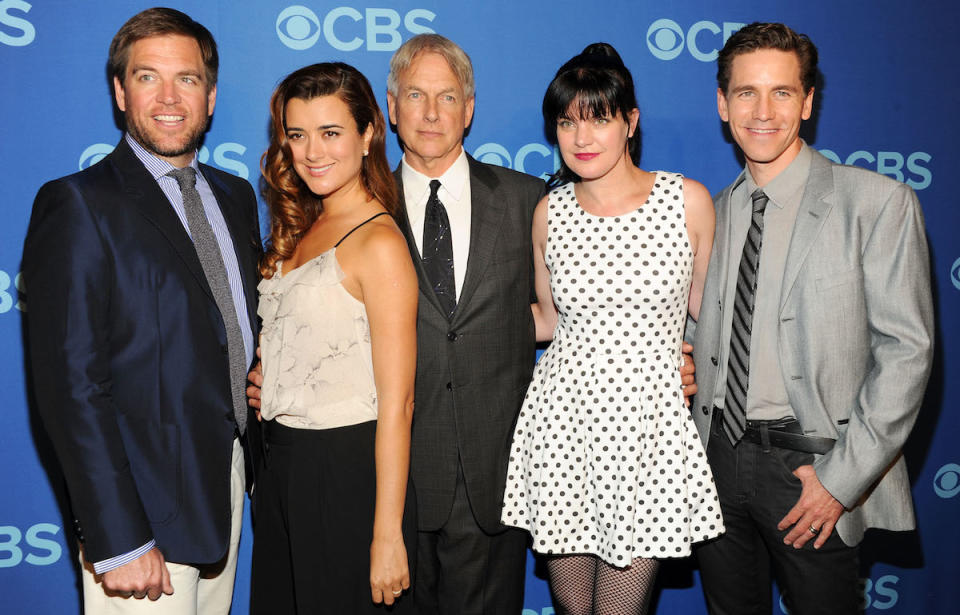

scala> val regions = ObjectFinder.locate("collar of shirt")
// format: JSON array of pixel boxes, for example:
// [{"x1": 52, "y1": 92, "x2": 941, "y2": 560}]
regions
[
  {"x1": 125, "y1": 132, "x2": 202, "y2": 182},
  {"x1": 741, "y1": 140, "x2": 813, "y2": 211},
  {"x1": 401, "y1": 146, "x2": 470, "y2": 225}
]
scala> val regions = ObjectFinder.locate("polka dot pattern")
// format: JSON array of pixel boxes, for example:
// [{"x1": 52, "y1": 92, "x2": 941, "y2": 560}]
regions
[{"x1": 501, "y1": 173, "x2": 724, "y2": 565}]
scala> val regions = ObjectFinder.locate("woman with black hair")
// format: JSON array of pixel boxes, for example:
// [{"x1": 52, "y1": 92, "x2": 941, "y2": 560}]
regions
[{"x1": 501, "y1": 44, "x2": 723, "y2": 614}]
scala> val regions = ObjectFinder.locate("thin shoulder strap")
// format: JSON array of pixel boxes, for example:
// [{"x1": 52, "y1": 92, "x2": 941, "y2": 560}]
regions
[{"x1": 334, "y1": 211, "x2": 390, "y2": 247}]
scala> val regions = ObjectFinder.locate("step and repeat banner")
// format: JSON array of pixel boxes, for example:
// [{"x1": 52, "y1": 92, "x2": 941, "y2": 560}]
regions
[{"x1": 1, "y1": 1, "x2": 956, "y2": 613}]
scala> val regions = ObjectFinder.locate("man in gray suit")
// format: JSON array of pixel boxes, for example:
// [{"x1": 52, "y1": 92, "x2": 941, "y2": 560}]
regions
[{"x1": 691, "y1": 22, "x2": 933, "y2": 615}]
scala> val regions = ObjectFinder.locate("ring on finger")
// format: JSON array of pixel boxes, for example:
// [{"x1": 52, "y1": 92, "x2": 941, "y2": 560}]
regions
[
  {"x1": 392, "y1": 589, "x2": 402, "y2": 596},
  {"x1": 808, "y1": 524, "x2": 820, "y2": 536}
]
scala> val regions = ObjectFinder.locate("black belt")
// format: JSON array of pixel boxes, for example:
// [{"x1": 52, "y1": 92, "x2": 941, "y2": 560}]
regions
[
  {"x1": 715, "y1": 408, "x2": 836, "y2": 455},
  {"x1": 741, "y1": 425, "x2": 836, "y2": 455}
]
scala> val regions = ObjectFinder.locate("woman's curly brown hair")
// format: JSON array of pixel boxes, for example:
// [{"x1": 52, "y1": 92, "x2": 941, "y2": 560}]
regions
[{"x1": 259, "y1": 62, "x2": 398, "y2": 278}]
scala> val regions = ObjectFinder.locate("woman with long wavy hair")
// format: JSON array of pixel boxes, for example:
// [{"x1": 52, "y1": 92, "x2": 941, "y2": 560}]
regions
[{"x1": 250, "y1": 62, "x2": 418, "y2": 614}]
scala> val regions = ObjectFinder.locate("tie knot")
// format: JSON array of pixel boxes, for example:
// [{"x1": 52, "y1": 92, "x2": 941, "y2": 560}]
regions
[
  {"x1": 751, "y1": 188, "x2": 768, "y2": 213},
  {"x1": 429, "y1": 179, "x2": 441, "y2": 199},
  {"x1": 168, "y1": 166, "x2": 198, "y2": 190}
]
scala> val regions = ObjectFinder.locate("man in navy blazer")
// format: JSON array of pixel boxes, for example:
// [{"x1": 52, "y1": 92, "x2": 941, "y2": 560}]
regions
[{"x1": 23, "y1": 8, "x2": 260, "y2": 613}]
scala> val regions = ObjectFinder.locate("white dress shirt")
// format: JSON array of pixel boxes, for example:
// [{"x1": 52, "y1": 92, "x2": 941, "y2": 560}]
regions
[{"x1": 401, "y1": 148, "x2": 472, "y2": 299}]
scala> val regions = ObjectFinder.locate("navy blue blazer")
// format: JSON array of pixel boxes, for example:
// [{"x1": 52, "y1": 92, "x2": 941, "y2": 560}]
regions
[{"x1": 24, "y1": 138, "x2": 261, "y2": 564}]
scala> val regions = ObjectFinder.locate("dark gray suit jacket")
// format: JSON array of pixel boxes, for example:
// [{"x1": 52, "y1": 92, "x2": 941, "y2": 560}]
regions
[
  {"x1": 692, "y1": 149, "x2": 934, "y2": 545},
  {"x1": 394, "y1": 155, "x2": 545, "y2": 532}
]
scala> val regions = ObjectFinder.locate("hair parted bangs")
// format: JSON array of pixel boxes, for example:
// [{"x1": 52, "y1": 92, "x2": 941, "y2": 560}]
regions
[{"x1": 259, "y1": 62, "x2": 398, "y2": 278}]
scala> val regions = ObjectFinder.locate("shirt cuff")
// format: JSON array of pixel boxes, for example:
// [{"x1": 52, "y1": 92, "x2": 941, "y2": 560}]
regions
[{"x1": 92, "y1": 540, "x2": 156, "y2": 574}]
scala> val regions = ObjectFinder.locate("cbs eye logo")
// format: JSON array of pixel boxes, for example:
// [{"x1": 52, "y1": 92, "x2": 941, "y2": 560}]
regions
[
  {"x1": 934, "y1": 463, "x2": 960, "y2": 499},
  {"x1": 276, "y1": 5, "x2": 321, "y2": 50},
  {"x1": 646, "y1": 18, "x2": 745, "y2": 62},
  {"x1": 472, "y1": 143, "x2": 559, "y2": 181},
  {"x1": 79, "y1": 144, "x2": 115, "y2": 170},
  {"x1": 951, "y1": 258, "x2": 960, "y2": 292},
  {"x1": 276, "y1": 5, "x2": 436, "y2": 52}
]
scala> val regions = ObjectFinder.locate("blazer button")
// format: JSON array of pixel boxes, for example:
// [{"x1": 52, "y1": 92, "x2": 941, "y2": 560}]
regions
[
  {"x1": 447, "y1": 332, "x2": 458, "y2": 341},
  {"x1": 710, "y1": 356, "x2": 718, "y2": 366},
  {"x1": 446, "y1": 382, "x2": 452, "y2": 391},
  {"x1": 702, "y1": 405, "x2": 709, "y2": 415}
]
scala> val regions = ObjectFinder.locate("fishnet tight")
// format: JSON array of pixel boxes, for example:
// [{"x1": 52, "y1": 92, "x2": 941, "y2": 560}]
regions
[{"x1": 546, "y1": 554, "x2": 660, "y2": 615}]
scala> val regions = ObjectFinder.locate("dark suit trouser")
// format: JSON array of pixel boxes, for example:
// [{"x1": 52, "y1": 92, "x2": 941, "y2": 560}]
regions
[
  {"x1": 414, "y1": 463, "x2": 527, "y2": 615},
  {"x1": 697, "y1": 412, "x2": 860, "y2": 615}
]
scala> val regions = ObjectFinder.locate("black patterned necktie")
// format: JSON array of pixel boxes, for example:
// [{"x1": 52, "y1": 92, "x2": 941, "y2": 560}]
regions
[
  {"x1": 167, "y1": 167, "x2": 248, "y2": 434},
  {"x1": 722, "y1": 188, "x2": 769, "y2": 445},
  {"x1": 422, "y1": 179, "x2": 456, "y2": 318}
]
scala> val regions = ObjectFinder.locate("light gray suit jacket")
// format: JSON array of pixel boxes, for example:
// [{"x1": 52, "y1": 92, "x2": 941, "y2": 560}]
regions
[{"x1": 691, "y1": 149, "x2": 934, "y2": 546}]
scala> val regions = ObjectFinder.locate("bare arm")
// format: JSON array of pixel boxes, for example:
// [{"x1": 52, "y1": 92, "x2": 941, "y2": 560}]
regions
[
  {"x1": 529, "y1": 194, "x2": 558, "y2": 342},
  {"x1": 682, "y1": 177, "x2": 715, "y2": 322},
  {"x1": 346, "y1": 221, "x2": 418, "y2": 606}
]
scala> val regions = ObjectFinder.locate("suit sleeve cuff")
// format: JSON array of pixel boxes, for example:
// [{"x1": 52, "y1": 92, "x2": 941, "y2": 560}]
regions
[{"x1": 92, "y1": 540, "x2": 156, "y2": 574}]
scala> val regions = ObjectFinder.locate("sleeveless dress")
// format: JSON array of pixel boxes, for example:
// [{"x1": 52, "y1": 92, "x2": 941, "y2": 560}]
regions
[
  {"x1": 501, "y1": 173, "x2": 723, "y2": 566},
  {"x1": 250, "y1": 212, "x2": 416, "y2": 614}
]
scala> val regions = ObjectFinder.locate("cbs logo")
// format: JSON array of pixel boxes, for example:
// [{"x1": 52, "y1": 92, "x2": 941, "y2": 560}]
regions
[
  {"x1": 276, "y1": 5, "x2": 435, "y2": 51},
  {"x1": 646, "y1": 18, "x2": 745, "y2": 62},
  {"x1": 951, "y1": 258, "x2": 960, "y2": 292},
  {"x1": 0, "y1": 269, "x2": 25, "y2": 314},
  {"x1": 472, "y1": 143, "x2": 559, "y2": 181},
  {"x1": 778, "y1": 575, "x2": 899, "y2": 612},
  {"x1": 79, "y1": 143, "x2": 251, "y2": 179},
  {"x1": 817, "y1": 149, "x2": 932, "y2": 190},
  {"x1": 0, "y1": 0, "x2": 34, "y2": 47},
  {"x1": 0, "y1": 523, "x2": 62, "y2": 568},
  {"x1": 934, "y1": 463, "x2": 960, "y2": 498}
]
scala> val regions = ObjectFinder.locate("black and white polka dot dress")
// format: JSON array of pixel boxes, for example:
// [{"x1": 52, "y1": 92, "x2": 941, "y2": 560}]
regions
[{"x1": 501, "y1": 174, "x2": 723, "y2": 565}]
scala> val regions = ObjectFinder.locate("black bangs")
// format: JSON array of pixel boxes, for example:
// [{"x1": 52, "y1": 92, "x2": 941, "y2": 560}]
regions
[
  {"x1": 547, "y1": 70, "x2": 620, "y2": 123},
  {"x1": 542, "y1": 44, "x2": 642, "y2": 188}
]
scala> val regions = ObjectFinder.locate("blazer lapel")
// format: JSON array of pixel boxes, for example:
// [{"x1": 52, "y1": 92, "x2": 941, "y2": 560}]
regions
[
  {"x1": 111, "y1": 139, "x2": 216, "y2": 303},
  {"x1": 453, "y1": 156, "x2": 506, "y2": 317},
  {"x1": 394, "y1": 167, "x2": 447, "y2": 317},
  {"x1": 713, "y1": 172, "x2": 745, "y2": 308},
  {"x1": 779, "y1": 151, "x2": 835, "y2": 312}
]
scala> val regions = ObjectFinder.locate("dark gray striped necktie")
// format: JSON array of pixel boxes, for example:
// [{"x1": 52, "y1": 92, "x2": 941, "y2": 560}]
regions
[
  {"x1": 168, "y1": 167, "x2": 248, "y2": 434},
  {"x1": 722, "y1": 188, "x2": 768, "y2": 445}
]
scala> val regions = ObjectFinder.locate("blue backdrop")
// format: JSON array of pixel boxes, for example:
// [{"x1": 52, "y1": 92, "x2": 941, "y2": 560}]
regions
[{"x1": 1, "y1": 1, "x2": 957, "y2": 613}]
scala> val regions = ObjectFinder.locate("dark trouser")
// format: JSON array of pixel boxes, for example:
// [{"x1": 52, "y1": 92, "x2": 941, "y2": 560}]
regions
[
  {"x1": 250, "y1": 420, "x2": 417, "y2": 615},
  {"x1": 697, "y1": 411, "x2": 860, "y2": 615},
  {"x1": 414, "y1": 464, "x2": 528, "y2": 615}
]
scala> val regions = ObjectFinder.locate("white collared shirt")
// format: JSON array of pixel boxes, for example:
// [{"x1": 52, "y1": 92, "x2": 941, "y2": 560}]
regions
[{"x1": 401, "y1": 148, "x2": 472, "y2": 299}]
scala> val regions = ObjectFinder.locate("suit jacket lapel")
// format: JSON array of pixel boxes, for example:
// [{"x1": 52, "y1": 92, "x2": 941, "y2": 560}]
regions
[
  {"x1": 779, "y1": 151, "x2": 835, "y2": 311},
  {"x1": 453, "y1": 156, "x2": 505, "y2": 319},
  {"x1": 111, "y1": 139, "x2": 216, "y2": 303},
  {"x1": 713, "y1": 171, "x2": 745, "y2": 309},
  {"x1": 393, "y1": 167, "x2": 448, "y2": 317}
]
